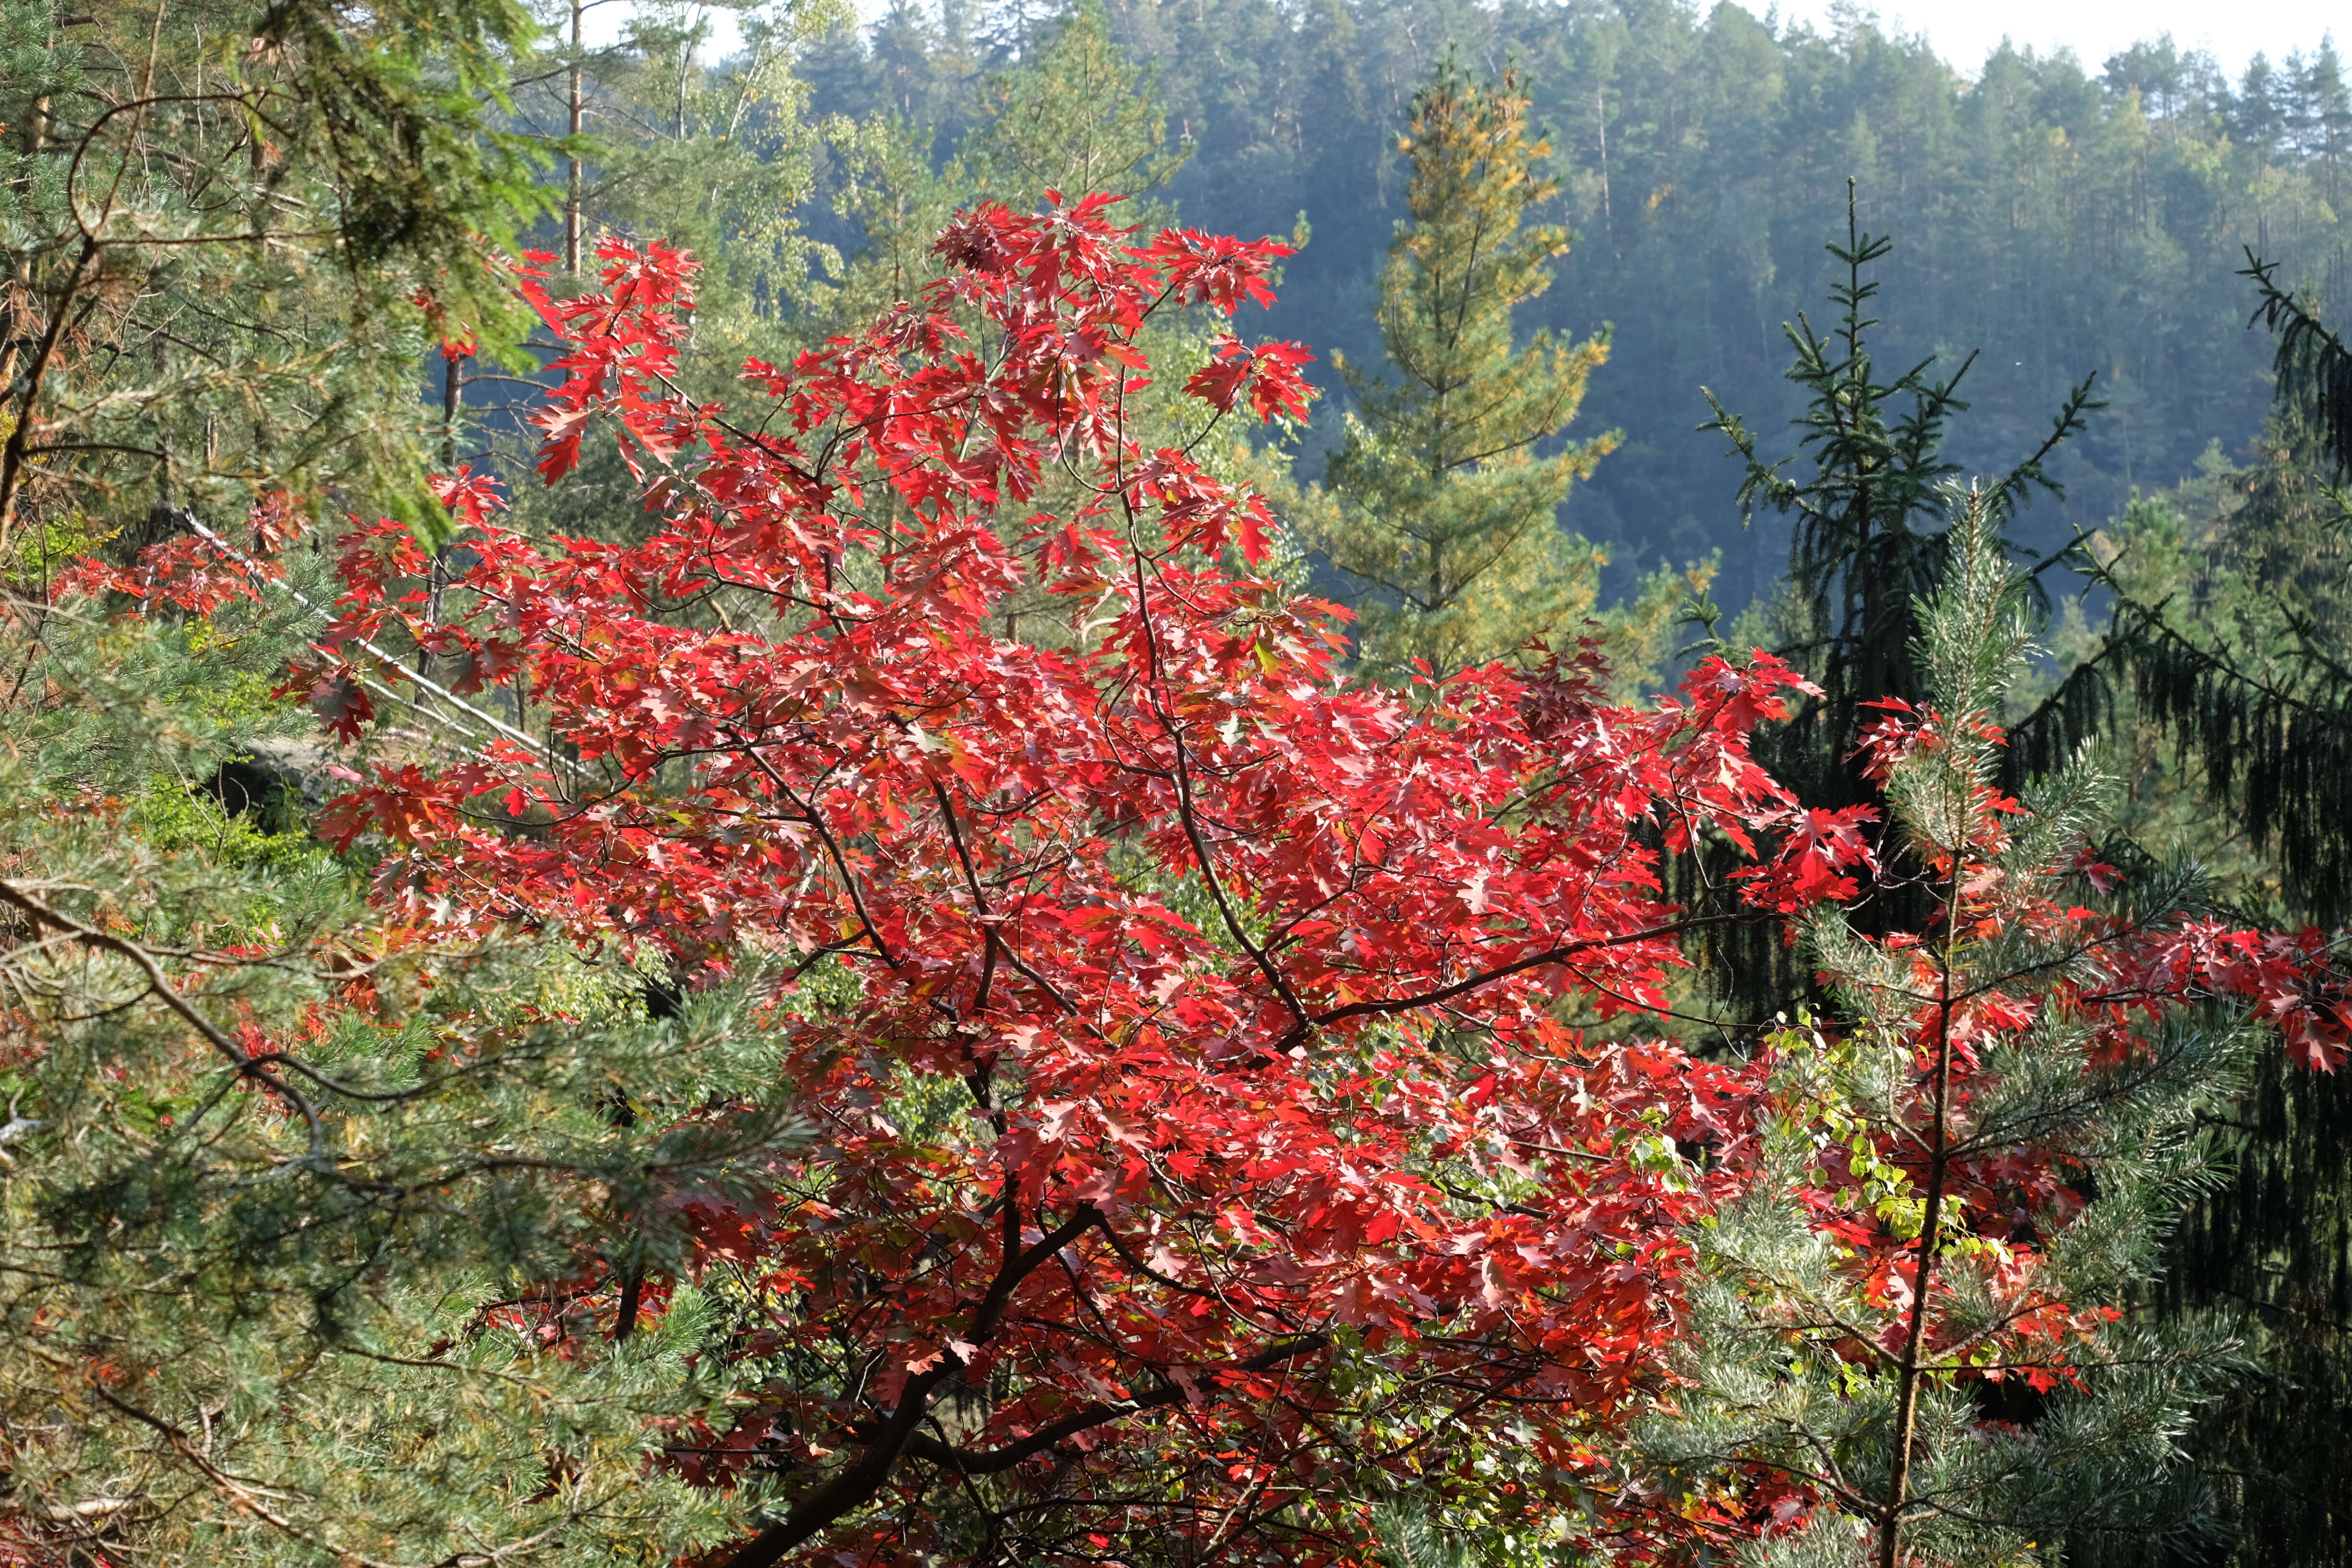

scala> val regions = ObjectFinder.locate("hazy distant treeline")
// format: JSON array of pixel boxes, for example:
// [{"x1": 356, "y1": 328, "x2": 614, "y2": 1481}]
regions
[{"x1": 800, "y1": 0, "x2": 2352, "y2": 601}]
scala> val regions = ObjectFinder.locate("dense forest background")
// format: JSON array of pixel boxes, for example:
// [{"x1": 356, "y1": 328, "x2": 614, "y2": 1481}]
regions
[{"x1": 784, "y1": 0, "x2": 2352, "y2": 607}]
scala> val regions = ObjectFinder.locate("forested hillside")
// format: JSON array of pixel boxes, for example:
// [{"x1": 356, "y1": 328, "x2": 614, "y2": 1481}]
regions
[{"x1": 802, "y1": 0, "x2": 2351, "y2": 602}]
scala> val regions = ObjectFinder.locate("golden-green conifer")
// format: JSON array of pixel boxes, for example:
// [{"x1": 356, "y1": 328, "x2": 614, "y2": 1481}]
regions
[{"x1": 1308, "y1": 60, "x2": 1618, "y2": 677}]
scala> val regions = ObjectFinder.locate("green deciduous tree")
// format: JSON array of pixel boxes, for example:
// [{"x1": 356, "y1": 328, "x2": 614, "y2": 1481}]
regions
[
  {"x1": 960, "y1": 0, "x2": 1183, "y2": 209},
  {"x1": 524, "y1": 0, "x2": 841, "y2": 312},
  {"x1": 818, "y1": 1, "x2": 1299, "y2": 656},
  {"x1": 479, "y1": 0, "x2": 844, "y2": 553}
]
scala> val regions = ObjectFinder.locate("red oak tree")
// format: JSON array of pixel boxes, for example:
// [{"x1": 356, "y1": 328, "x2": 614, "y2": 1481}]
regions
[
  {"x1": 300, "y1": 200, "x2": 1845, "y2": 1565},
  {"x1": 190, "y1": 201, "x2": 2346, "y2": 1566}
]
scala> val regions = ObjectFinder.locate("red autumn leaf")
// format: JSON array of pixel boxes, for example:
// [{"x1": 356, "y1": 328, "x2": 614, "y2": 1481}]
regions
[
  {"x1": 306, "y1": 668, "x2": 375, "y2": 743},
  {"x1": 1183, "y1": 338, "x2": 1316, "y2": 425},
  {"x1": 1738, "y1": 805, "x2": 1880, "y2": 911}
]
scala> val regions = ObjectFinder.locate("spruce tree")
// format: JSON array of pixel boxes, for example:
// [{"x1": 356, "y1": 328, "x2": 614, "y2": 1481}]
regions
[
  {"x1": 1703, "y1": 190, "x2": 2100, "y2": 814},
  {"x1": 2242, "y1": 251, "x2": 2352, "y2": 487},
  {"x1": 2060, "y1": 260, "x2": 2352, "y2": 1568},
  {"x1": 1723, "y1": 239, "x2": 2352, "y2": 1568},
  {"x1": 1688, "y1": 191, "x2": 2098, "y2": 1014},
  {"x1": 1303, "y1": 58, "x2": 1618, "y2": 679}
]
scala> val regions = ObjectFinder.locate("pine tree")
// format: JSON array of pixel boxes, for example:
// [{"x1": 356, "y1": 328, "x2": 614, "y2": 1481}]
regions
[
  {"x1": 0, "y1": 445, "x2": 807, "y2": 1568},
  {"x1": 1370, "y1": 1503, "x2": 1475, "y2": 1568},
  {"x1": 0, "y1": 0, "x2": 546, "y2": 560},
  {"x1": 824, "y1": 111, "x2": 970, "y2": 327},
  {"x1": 1642, "y1": 495, "x2": 2256, "y2": 1568},
  {"x1": 792, "y1": 0, "x2": 2352, "y2": 588},
  {"x1": 2309, "y1": 43, "x2": 2352, "y2": 207},
  {"x1": 1303, "y1": 58, "x2": 1618, "y2": 679},
  {"x1": 1704, "y1": 188, "x2": 2100, "y2": 814},
  {"x1": 0, "y1": 9, "x2": 796, "y2": 1559}
]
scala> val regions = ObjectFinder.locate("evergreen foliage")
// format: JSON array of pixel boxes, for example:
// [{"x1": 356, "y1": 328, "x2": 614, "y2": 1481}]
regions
[
  {"x1": 1704, "y1": 190, "x2": 2096, "y2": 812},
  {"x1": 2059, "y1": 272, "x2": 2352, "y2": 1568},
  {"x1": 1298, "y1": 59, "x2": 1617, "y2": 677},
  {"x1": 1370, "y1": 1502, "x2": 1475, "y2": 1568},
  {"x1": 2242, "y1": 253, "x2": 2352, "y2": 480},
  {"x1": 0, "y1": 6, "x2": 784, "y2": 1558},
  {"x1": 1670, "y1": 192, "x2": 2352, "y2": 1568},
  {"x1": 11, "y1": 1, "x2": 2352, "y2": 1562},
  {"x1": 0, "y1": 0, "x2": 547, "y2": 558},
  {"x1": 2157, "y1": 1033, "x2": 2352, "y2": 1568},
  {"x1": 1648, "y1": 499, "x2": 2253, "y2": 1568},
  {"x1": 2034, "y1": 266, "x2": 2352, "y2": 935}
]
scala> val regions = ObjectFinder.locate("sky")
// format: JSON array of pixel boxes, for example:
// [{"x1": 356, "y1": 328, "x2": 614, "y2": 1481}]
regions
[{"x1": 1764, "y1": 0, "x2": 2339, "y2": 79}]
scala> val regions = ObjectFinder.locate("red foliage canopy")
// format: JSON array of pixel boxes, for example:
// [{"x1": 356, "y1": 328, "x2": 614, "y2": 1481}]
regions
[{"x1": 229, "y1": 200, "x2": 2347, "y2": 1565}]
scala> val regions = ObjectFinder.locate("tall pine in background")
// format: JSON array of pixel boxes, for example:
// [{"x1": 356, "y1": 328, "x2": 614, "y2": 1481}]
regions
[{"x1": 1299, "y1": 60, "x2": 1620, "y2": 679}]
